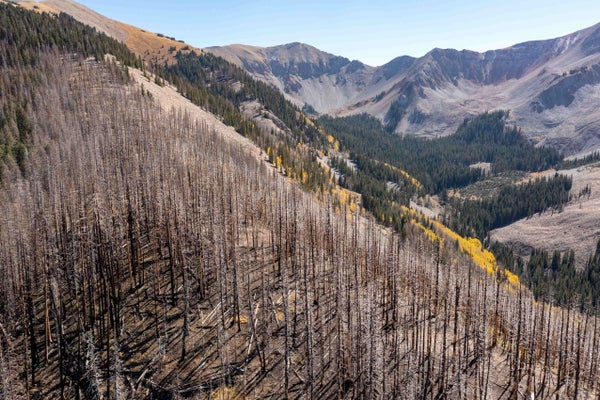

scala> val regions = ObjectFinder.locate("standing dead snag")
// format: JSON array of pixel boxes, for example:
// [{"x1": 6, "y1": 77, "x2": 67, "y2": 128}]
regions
[{"x1": 1, "y1": 19, "x2": 600, "y2": 399}]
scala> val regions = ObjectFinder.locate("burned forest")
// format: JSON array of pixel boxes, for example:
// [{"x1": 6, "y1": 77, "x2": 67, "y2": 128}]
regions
[{"x1": 1, "y1": 3, "x2": 600, "y2": 399}]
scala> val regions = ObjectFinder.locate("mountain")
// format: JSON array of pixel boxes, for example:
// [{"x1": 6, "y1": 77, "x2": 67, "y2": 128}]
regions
[
  {"x1": 206, "y1": 42, "x2": 378, "y2": 113},
  {"x1": 0, "y1": 3, "x2": 556, "y2": 399},
  {"x1": 208, "y1": 23, "x2": 600, "y2": 156},
  {"x1": 4, "y1": 2, "x2": 600, "y2": 398},
  {"x1": 16, "y1": 0, "x2": 201, "y2": 64}
]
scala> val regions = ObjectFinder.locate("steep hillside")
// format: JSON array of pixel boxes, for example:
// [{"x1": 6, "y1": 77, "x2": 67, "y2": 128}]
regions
[
  {"x1": 16, "y1": 0, "x2": 199, "y2": 64},
  {"x1": 28, "y1": 0, "x2": 600, "y2": 308},
  {"x1": 209, "y1": 23, "x2": 600, "y2": 156},
  {"x1": 206, "y1": 42, "x2": 378, "y2": 113},
  {"x1": 491, "y1": 162, "x2": 600, "y2": 267},
  {"x1": 3, "y1": 3, "x2": 600, "y2": 399}
]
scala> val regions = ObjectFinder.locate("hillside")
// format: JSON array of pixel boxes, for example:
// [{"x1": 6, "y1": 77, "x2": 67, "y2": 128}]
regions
[
  {"x1": 208, "y1": 23, "x2": 600, "y2": 157},
  {"x1": 206, "y1": 42, "x2": 377, "y2": 114},
  {"x1": 16, "y1": 0, "x2": 600, "y2": 308},
  {"x1": 3, "y1": 2, "x2": 600, "y2": 399},
  {"x1": 16, "y1": 0, "x2": 199, "y2": 64},
  {"x1": 491, "y1": 162, "x2": 600, "y2": 267}
]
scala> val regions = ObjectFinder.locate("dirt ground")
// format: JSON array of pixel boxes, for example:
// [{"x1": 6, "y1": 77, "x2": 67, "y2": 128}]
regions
[
  {"x1": 491, "y1": 162, "x2": 600, "y2": 266},
  {"x1": 129, "y1": 68, "x2": 267, "y2": 164}
]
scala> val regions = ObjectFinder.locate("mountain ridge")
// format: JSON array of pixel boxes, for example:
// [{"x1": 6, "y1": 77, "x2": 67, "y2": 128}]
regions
[
  {"x1": 3, "y1": 3, "x2": 600, "y2": 398},
  {"x1": 17, "y1": 0, "x2": 600, "y2": 156},
  {"x1": 208, "y1": 21, "x2": 600, "y2": 156},
  {"x1": 15, "y1": 0, "x2": 201, "y2": 64}
]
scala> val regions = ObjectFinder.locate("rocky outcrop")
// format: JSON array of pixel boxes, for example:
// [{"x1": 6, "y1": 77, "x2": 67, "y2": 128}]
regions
[
  {"x1": 208, "y1": 21, "x2": 600, "y2": 156},
  {"x1": 533, "y1": 64, "x2": 600, "y2": 111}
]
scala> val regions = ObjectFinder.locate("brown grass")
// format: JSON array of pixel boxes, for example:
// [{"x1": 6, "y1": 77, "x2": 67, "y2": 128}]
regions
[
  {"x1": 116, "y1": 21, "x2": 200, "y2": 64},
  {"x1": 14, "y1": 0, "x2": 58, "y2": 14},
  {"x1": 17, "y1": 0, "x2": 200, "y2": 64}
]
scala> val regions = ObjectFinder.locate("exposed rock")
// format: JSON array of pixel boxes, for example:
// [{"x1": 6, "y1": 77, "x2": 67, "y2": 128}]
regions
[
  {"x1": 535, "y1": 64, "x2": 600, "y2": 111},
  {"x1": 208, "y1": 22, "x2": 600, "y2": 156}
]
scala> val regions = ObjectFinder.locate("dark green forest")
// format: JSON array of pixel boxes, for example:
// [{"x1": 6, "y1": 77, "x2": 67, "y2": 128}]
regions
[
  {"x1": 329, "y1": 155, "x2": 413, "y2": 232},
  {"x1": 493, "y1": 240, "x2": 600, "y2": 311},
  {"x1": 320, "y1": 111, "x2": 561, "y2": 192},
  {"x1": 0, "y1": 3, "x2": 140, "y2": 68},
  {"x1": 321, "y1": 112, "x2": 572, "y2": 237},
  {"x1": 445, "y1": 174, "x2": 572, "y2": 239}
]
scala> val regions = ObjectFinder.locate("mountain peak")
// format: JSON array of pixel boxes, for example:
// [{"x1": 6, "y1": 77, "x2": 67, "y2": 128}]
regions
[{"x1": 207, "y1": 20, "x2": 600, "y2": 156}]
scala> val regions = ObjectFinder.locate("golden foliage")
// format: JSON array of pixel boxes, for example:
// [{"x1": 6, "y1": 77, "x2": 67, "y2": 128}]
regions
[
  {"x1": 211, "y1": 387, "x2": 245, "y2": 400},
  {"x1": 403, "y1": 208, "x2": 521, "y2": 288},
  {"x1": 301, "y1": 170, "x2": 308, "y2": 184},
  {"x1": 505, "y1": 270, "x2": 521, "y2": 287},
  {"x1": 234, "y1": 314, "x2": 249, "y2": 324},
  {"x1": 414, "y1": 221, "x2": 442, "y2": 244},
  {"x1": 384, "y1": 163, "x2": 422, "y2": 189},
  {"x1": 330, "y1": 187, "x2": 360, "y2": 215}
]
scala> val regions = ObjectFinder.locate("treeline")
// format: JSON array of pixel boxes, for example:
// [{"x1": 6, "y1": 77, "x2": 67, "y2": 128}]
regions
[
  {"x1": 153, "y1": 50, "x2": 331, "y2": 192},
  {"x1": 558, "y1": 151, "x2": 600, "y2": 169},
  {"x1": 446, "y1": 174, "x2": 573, "y2": 239},
  {"x1": 330, "y1": 155, "x2": 412, "y2": 232},
  {"x1": 494, "y1": 240, "x2": 600, "y2": 311},
  {"x1": 0, "y1": 2, "x2": 140, "y2": 68},
  {"x1": 169, "y1": 51, "x2": 324, "y2": 145},
  {"x1": 320, "y1": 111, "x2": 561, "y2": 193},
  {"x1": 320, "y1": 113, "x2": 482, "y2": 192}
]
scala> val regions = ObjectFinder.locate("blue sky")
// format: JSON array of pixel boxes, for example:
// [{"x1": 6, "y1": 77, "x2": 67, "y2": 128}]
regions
[{"x1": 76, "y1": 0, "x2": 600, "y2": 66}]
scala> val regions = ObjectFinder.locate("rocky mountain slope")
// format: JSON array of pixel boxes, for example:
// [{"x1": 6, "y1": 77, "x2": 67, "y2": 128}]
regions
[
  {"x1": 205, "y1": 42, "x2": 378, "y2": 114},
  {"x1": 208, "y1": 23, "x2": 600, "y2": 156}
]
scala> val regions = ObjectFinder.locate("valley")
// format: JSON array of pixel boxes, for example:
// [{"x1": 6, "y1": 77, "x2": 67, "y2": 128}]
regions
[
  {"x1": 1, "y1": 1, "x2": 600, "y2": 399},
  {"x1": 208, "y1": 24, "x2": 600, "y2": 158}
]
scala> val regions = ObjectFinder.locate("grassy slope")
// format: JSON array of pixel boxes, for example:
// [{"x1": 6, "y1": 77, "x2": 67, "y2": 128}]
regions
[
  {"x1": 491, "y1": 162, "x2": 600, "y2": 267},
  {"x1": 18, "y1": 0, "x2": 198, "y2": 64}
]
